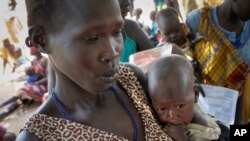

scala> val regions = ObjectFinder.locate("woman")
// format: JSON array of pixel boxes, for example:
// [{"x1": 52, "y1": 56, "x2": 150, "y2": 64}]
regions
[
  {"x1": 186, "y1": 0, "x2": 250, "y2": 123},
  {"x1": 119, "y1": 0, "x2": 154, "y2": 62},
  {"x1": 0, "y1": 46, "x2": 47, "y2": 120},
  {"x1": 17, "y1": 0, "x2": 173, "y2": 140}
]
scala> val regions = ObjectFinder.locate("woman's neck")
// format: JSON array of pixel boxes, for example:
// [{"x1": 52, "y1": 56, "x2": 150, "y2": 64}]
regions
[
  {"x1": 217, "y1": 1, "x2": 245, "y2": 34},
  {"x1": 53, "y1": 71, "x2": 110, "y2": 111}
]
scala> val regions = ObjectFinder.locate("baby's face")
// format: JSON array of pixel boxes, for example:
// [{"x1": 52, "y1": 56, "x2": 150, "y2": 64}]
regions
[
  {"x1": 149, "y1": 83, "x2": 195, "y2": 125},
  {"x1": 158, "y1": 17, "x2": 186, "y2": 47}
]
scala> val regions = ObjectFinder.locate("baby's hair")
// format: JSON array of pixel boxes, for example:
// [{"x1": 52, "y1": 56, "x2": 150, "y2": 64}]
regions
[
  {"x1": 149, "y1": 55, "x2": 193, "y2": 80},
  {"x1": 148, "y1": 54, "x2": 195, "y2": 96}
]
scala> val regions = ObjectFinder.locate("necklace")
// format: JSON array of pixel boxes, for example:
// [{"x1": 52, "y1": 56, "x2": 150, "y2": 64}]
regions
[
  {"x1": 110, "y1": 86, "x2": 140, "y2": 141},
  {"x1": 52, "y1": 87, "x2": 140, "y2": 141},
  {"x1": 51, "y1": 89, "x2": 73, "y2": 121}
]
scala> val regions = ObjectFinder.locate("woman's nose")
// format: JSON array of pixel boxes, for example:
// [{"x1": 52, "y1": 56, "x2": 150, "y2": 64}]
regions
[{"x1": 100, "y1": 37, "x2": 122, "y2": 63}]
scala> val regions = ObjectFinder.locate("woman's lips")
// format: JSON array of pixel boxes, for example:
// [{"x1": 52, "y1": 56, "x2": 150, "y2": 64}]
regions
[
  {"x1": 99, "y1": 74, "x2": 116, "y2": 83},
  {"x1": 99, "y1": 68, "x2": 118, "y2": 83}
]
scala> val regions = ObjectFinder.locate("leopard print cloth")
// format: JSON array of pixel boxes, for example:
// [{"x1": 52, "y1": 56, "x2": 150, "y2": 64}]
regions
[{"x1": 21, "y1": 64, "x2": 172, "y2": 141}]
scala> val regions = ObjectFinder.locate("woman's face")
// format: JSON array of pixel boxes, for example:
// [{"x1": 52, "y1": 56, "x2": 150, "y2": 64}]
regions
[
  {"x1": 149, "y1": 79, "x2": 195, "y2": 125},
  {"x1": 232, "y1": 0, "x2": 250, "y2": 21},
  {"x1": 119, "y1": 0, "x2": 131, "y2": 18},
  {"x1": 48, "y1": 0, "x2": 124, "y2": 94}
]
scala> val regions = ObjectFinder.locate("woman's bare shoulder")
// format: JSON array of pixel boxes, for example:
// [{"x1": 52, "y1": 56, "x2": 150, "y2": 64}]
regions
[
  {"x1": 16, "y1": 130, "x2": 40, "y2": 141},
  {"x1": 123, "y1": 63, "x2": 148, "y2": 93}
]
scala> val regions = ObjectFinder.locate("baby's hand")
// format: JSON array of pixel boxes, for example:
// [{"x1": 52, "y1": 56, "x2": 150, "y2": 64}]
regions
[{"x1": 163, "y1": 124, "x2": 189, "y2": 141}]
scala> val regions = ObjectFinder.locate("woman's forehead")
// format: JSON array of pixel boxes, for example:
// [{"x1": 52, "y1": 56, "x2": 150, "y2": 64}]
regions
[
  {"x1": 63, "y1": 0, "x2": 122, "y2": 24},
  {"x1": 65, "y1": 0, "x2": 120, "y2": 14},
  {"x1": 56, "y1": 0, "x2": 123, "y2": 32}
]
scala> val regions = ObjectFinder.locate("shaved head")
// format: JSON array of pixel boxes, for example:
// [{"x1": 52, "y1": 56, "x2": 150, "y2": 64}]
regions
[
  {"x1": 148, "y1": 55, "x2": 195, "y2": 100},
  {"x1": 148, "y1": 55, "x2": 196, "y2": 125}
]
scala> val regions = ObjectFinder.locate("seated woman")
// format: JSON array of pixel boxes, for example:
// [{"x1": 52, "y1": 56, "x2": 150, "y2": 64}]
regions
[
  {"x1": 17, "y1": 0, "x2": 174, "y2": 140},
  {"x1": 119, "y1": 0, "x2": 154, "y2": 62},
  {"x1": 0, "y1": 46, "x2": 48, "y2": 120},
  {"x1": 17, "y1": 46, "x2": 48, "y2": 102}
]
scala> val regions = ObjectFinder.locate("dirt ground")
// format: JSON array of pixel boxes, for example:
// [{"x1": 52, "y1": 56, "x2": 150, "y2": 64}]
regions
[{"x1": 0, "y1": 66, "x2": 40, "y2": 135}]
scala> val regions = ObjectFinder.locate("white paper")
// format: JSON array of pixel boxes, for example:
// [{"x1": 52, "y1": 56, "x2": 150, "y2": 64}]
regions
[{"x1": 197, "y1": 84, "x2": 239, "y2": 127}]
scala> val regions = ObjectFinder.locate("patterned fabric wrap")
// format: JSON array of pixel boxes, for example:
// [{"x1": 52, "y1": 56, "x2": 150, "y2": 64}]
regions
[
  {"x1": 21, "y1": 64, "x2": 172, "y2": 141},
  {"x1": 243, "y1": 73, "x2": 250, "y2": 123},
  {"x1": 117, "y1": 64, "x2": 172, "y2": 141},
  {"x1": 194, "y1": 7, "x2": 249, "y2": 91}
]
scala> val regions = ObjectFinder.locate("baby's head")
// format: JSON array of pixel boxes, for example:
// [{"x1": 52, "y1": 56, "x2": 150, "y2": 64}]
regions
[
  {"x1": 156, "y1": 7, "x2": 186, "y2": 47},
  {"x1": 148, "y1": 55, "x2": 197, "y2": 125},
  {"x1": 25, "y1": 66, "x2": 35, "y2": 76}
]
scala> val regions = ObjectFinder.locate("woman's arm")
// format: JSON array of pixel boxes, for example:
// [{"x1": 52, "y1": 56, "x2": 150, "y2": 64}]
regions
[
  {"x1": 16, "y1": 130, "x2": 40, "y2": 141},
  {"x1": 124, "y1": 19, "x2": 154, "y2": 51}
]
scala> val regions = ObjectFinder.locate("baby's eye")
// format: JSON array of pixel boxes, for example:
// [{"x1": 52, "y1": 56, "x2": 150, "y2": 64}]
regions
[
  {"x1": 112, "y1": 30, "x2": 122, "y2": 37},
  {"x1": 176, "y1": 104, "x2": 185, "y2": 109},
  {"x1": 84, "y1": 35, "x2": 99, "y2": 42},
  {"x1": 156, "y1": 107, "x2": 166, "y2": 113}
]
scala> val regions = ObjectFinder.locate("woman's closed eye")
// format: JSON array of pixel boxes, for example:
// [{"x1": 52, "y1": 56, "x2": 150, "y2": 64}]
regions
[
  {"x1": 112, "y1": 29, "x2": 122, "y2": 37},
  {"x1": 84, "y1": 35, "x2": 99, "y2": 43}
]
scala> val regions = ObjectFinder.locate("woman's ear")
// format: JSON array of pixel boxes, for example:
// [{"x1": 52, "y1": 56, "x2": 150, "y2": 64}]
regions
[{"x1": 26, "y1": 26, "x2": 49, "y2": 54}]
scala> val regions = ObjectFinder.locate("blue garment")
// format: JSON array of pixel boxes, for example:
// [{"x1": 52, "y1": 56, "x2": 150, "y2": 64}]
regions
[
  {"x1": 154, "y1": 0, "x2": 165, "y2": 4},
  {"x1": 26, "y1": 75, "x2": 38, "y2": 84},
  {"x1": 120, "y1": 30, "x2": 137, "y2": 62},
  {"x1": 16, "y1": 56, "x2": 28, "y2": 65},
  {"x1": 151, "y1": 21, "x2": 158, "y2": 37},
  {"x1": 186, "y1": 7, "x2": 250, "y2": 66},
  {"x1": 150, "y1": 21, "x2": 159, "y2": 46}
]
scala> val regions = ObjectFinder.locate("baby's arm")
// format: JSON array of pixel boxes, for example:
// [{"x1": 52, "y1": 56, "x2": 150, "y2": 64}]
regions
[{"x1": 163, "y1": 124, "x2": 190, "y2": 141}]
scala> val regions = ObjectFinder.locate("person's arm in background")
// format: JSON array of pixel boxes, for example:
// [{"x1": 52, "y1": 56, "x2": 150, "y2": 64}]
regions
[
  {"x1": 34, "y1": 57, "x2": 48, "y2": 85},
  {"x1": 124, "y1": 19, "x2": 154, "y2": 51}
]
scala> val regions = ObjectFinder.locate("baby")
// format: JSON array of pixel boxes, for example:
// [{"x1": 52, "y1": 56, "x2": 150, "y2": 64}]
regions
[
  {"x1": 25, "y1": 66, "x2": 38, "y2": 84},
  {"x1": 147, "y1": 55, "x2": 222, "y2": 141}
]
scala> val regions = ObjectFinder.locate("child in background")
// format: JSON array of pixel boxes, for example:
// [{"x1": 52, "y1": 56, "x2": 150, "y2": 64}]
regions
[
  {"x1": 156, "y1": 7, "x2": 196, "y2": 58},
  {"x1": 156, "y1": 7, "x2": 204, "y2": 82},
  {"x1": 147, "y1": 55, "x2": 228, "y2": 141},
  {"x1": 148, "y1": 10, "x2": 159, "y2": 46},
  {"x1": 133, "y1": 8, "x2": 144, "y2": 28}
]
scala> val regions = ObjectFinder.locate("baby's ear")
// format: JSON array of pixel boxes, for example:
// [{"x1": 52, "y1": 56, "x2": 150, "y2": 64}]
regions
[{"x1": 181, "y1": 23, "x2": 190, "y2": 37}]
